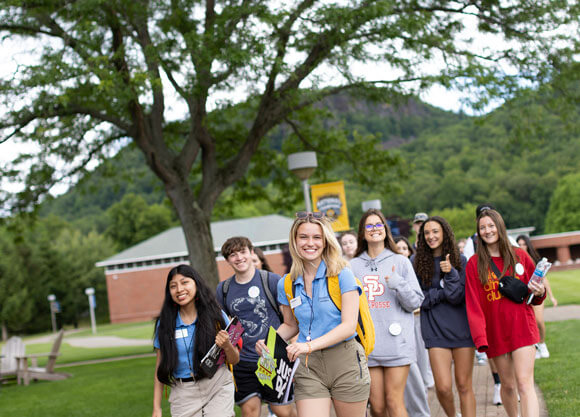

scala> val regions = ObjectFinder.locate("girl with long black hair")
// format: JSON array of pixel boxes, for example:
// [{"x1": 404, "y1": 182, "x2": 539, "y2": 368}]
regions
[
  {"x1": 152, "y1": 264, "x2": 239, "y2": 417},
  {"x1": 413, "y1": 216, "x2": 475, "y2": 417}
]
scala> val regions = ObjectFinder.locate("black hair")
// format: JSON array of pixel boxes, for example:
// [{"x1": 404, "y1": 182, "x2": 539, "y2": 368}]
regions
[
  {"x1": 516, "y1": 235, "x2": 541, "y2": 264},
  {"x1": 394, "y1": 236, "x2": 415, "y2": 258},
  {"x1": 155, "y1": 264, "x2": 226, "y2": 385},
  {"x1": 253, "y1": 247, "x2": 272, "y2": 272}
]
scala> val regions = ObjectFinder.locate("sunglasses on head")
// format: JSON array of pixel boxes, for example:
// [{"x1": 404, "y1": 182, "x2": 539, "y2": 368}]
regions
[
  {"x1": 296, "y1": 211, "x2": 324, "y2": 219},
  {"x1": 365, "y1": 223, "x2": 385, "y2": 231}
]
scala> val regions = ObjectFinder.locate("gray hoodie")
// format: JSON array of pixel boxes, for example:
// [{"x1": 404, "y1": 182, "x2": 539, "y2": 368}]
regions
[{"x1": 351, "y1": 249, "x2": 424, "y2": 367}]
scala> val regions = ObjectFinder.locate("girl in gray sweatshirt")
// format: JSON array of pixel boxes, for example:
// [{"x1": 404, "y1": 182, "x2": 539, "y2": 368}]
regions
[{"x1": 350, "y1": 209, "x2": 424, "y2": 417}]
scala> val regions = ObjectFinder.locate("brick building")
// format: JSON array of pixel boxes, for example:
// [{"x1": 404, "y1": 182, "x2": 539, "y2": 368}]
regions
[{"x1": 96, "y1": 215, "x2": 293, "y2": 323}]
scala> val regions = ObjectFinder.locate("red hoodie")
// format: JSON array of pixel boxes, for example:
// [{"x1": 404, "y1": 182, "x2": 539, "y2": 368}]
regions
[{"x1": 465, "y1": 248, "x2": 545, "y2": 358}]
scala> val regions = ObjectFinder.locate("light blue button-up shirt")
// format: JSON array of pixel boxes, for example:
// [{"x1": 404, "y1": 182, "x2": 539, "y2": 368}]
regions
[
  {"x1": 277, "y1": 260, "x2": 361, "y2": 343},
  {"x1": 154, "y1": 310, "x2": 229, "y2": 378}
]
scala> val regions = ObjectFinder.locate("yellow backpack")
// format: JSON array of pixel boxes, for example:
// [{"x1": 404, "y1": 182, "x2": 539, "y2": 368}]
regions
[{"x1": 283, "y1": 273, "x2": 375, "y2": 356}]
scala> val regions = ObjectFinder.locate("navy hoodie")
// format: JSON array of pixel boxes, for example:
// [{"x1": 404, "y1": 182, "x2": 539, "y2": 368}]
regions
[{"x1": 412, "y1": 254, "x2": 474, "y2": 349}]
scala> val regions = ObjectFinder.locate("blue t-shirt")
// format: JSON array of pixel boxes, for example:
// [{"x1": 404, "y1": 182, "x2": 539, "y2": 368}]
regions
[
  {"x1": 216, "y1": 269, "x2": 282, "y2": 361},
  {"x1": 277, "y1": 260, "x2": 360, "y2": 343},
  {"x1": 154, "y1": 310, "x2": 229, "y2": 379}
]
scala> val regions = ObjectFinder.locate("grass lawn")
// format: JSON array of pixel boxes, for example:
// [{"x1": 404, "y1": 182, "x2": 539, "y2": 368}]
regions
[
  {"x1": 26, "y1": 342, "x2": 154, "y2": 366},
  {"x1": 0, "y1": 357, "x2": 242, "y2": 417},
  {"x1": 544, "y1": 268, "x2": 580, "y2": 306},
  {"x1": 535, "y1": 320, "x2": 580, "y2": 417},
  {"x1": 0, "y1": 357, "x2": 170, "y2": 416}
]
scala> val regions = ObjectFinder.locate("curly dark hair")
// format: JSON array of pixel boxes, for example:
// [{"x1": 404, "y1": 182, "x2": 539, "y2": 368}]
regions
[{"x1": 413, "y1": 216, "x2": 462, "y2": 288}]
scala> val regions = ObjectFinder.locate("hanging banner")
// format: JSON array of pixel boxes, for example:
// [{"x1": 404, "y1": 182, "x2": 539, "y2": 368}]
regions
[{"x1": 310, "y1": 180, "x2": 350, "y2": 232}]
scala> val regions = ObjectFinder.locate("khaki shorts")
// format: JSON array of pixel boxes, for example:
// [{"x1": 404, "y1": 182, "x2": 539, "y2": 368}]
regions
[
  {"x1": 169, "y1": 365, "x2": 235, "y2": 417},
  {"x1": 294, "y1": 338, "x2": 370, "y2": 402}
]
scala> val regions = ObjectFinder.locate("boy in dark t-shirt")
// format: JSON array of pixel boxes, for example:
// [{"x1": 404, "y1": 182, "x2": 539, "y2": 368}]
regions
[{"x1": 216, "y1": 237, "x2": 296, "y2": 417}]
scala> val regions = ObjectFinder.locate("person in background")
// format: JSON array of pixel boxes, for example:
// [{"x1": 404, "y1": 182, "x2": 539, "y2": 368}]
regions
[
  {"x1": 457, "y1": 238, "x2": 467, "y2": 255},
  {"x1": 257, "y1": 212, "x2": 370, "y2": 417},
  {"x1": 350, "y1": 209, "x2": 424, "y2": 417},
  {"x1": 395, "y1": 236, "x2": 415, "y2": 259},
  {"x1": 465, "y1": 209, "x2": 546, "y2": 417},
  {"x1": 152, "y1": 264, "x2": 239, "y2": 417},
  {"x1": 394, "y1": 235, "x2": 432, "y2": 417},
  {"x1": 217, "y1": 237, "x2": 296, "y2": 417},
  {"x1": 413, "y1": 217, "x2": 475, "y2": 417},
  {"x1": 339, "y1": 230, "x2": 358, "y2": 262},
  {"x1": 253, "y1": 247, "x2": 273, "y2": 272},
  {"x1": 412, "y1": 213, "x2": 429, "y2": 250},
  {"x1": 516, "y1": 234, "x2": 558, "y2": 359}
]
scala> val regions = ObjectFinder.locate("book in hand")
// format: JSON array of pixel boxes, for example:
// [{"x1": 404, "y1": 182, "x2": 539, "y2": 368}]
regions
[
  {"x1": 200, "y1": 316, "x2": 244, "y2": 378},
  {"x1": 255, "y1": 326, "x2": 298, "y2": 404}
]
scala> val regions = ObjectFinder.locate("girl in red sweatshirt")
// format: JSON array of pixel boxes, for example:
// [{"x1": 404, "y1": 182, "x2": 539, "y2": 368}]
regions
[{"x1": 465, "y1": 209, "x2": 546, "y2": 417}]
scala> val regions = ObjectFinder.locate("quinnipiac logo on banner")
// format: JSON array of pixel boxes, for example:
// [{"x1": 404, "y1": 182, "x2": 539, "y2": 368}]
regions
[{"x1": 316, "y1": 194, "x2": 342, "y2": 221}]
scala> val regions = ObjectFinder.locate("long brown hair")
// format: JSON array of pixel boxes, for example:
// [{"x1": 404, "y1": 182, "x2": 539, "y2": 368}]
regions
[
  {"x1": 476, "y1": 209, "x2": 517, "y2": 285},
  {"x1": 414, "y1": 216, "x2": 462, "y2": 288},
  {"x1": 354, "y1": 209, "x2": 399, "y2": 258}
]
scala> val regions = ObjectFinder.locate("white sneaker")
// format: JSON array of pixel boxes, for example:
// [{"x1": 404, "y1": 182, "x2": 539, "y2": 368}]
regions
[
  {"x1": 538, "y1": 342, "x2": 550, "y2": 358},
  {"x1": 535, "y1": 344, "x2": 541, "y2": 359},
  {"x1": 493, "y1": 383, "x2": 502, "y2": 405},
  {"x1": 475, "y1": 351, "x2": 487, "y2": 365}
]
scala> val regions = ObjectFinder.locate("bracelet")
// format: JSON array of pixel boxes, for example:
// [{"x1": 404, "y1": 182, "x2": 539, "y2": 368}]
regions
[{"x1": 305, "y1": 342, "x2": 312, "y2": 369}]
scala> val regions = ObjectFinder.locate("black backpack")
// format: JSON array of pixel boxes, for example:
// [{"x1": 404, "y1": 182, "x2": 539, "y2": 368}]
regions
[{"x1": 221, "y1": 270, "x2": 283, "y2": 323}]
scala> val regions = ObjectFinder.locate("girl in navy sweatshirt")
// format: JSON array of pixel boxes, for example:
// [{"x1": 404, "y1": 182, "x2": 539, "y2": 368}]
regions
[{"x1": 413, "y1": 216, "x2": 475, "y2": 417}]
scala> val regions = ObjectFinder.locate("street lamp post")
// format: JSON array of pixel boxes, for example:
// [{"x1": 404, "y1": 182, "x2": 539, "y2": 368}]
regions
[
  {"x1": 287, "y1": 152, "x2": 317, "y2": 212},
  {"x1": 47, "y1": 294, "x2": 57, "y2": 334},
  {"x1": 85, "y1": 287, "x2": 97, "y2": 335}
]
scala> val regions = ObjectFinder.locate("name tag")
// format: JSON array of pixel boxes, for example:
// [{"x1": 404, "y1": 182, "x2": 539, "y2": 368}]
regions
[
  {"x1": 290, "y1": 297, "x2": 302, "y2": 309},
  {"x1": 175, "y1": 328, "x2": 188, "y2": 339}
]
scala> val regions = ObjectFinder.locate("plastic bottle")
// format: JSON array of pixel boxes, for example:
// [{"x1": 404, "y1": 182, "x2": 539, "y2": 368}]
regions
[{"x1": 527, "y1": 257, "x2": 552, "y2": 304}]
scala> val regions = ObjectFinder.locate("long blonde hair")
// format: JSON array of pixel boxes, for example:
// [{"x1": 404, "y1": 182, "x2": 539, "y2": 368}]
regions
[
  {"x1": 476, "y1": 209, "x2": 517, "y2": 285},
  {"x1": 288, "y1": 216, "x2": 347, "y2": 281}
]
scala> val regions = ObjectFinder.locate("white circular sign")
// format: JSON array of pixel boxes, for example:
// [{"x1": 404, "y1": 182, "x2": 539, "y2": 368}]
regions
[
  {"x1": 248, "y1": 286, "x2": 260, "y2": 298},
  {"x1": 515, "y1": 263, "x2": 524, "y2": 276},
  {"x1": 389, "y1": 322, "x2": 402, "y2": 336}
]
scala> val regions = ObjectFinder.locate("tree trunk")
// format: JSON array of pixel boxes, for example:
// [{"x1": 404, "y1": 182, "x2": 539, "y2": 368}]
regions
[
  {"x1": 1, "y1": 322, "x2": 7, "y2": 341},
  {"x1": 166, "y1": 182, "x2": 220, "y2": 289}
]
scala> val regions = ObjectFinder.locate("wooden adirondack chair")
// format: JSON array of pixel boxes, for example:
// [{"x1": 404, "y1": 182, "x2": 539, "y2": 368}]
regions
[
  {"x1": 0, "y1": 336, "x2": 26, "y2": 383},
  {"x1": 16, "y1": 329, "x2": 70, "y2": 386}
]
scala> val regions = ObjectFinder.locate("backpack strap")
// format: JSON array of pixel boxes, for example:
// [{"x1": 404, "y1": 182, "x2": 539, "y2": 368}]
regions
[
  {"x1": 221, "y1": 277, "x2": 234, "y2": 318},
  {"x1": 489, "y1": 258, "x2": 515, "y2": 279},
  {"x1": 326, "y1": 275, "x2": 366, "y2": 338},
  {"x1": 259, "y1": 269, "x2": 284, "y2": 323},
  {"x1": 283, "y1": 274, "x2": 298, "y2": 325}
]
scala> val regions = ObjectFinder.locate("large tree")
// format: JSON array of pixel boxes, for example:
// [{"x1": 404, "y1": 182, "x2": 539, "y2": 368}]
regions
[{"x1": 0, "y1": 0, "x2": 576, "y2": 286}]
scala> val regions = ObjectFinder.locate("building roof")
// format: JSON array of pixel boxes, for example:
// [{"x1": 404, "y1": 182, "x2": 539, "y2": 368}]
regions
[{"x1": 96, "y1": 214, "x2": 294, "y2": 267}]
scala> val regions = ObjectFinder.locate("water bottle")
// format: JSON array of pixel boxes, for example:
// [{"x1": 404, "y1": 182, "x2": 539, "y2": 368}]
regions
[{"x1": 527, "y1": 257, "x2": 552, "y2": 304}]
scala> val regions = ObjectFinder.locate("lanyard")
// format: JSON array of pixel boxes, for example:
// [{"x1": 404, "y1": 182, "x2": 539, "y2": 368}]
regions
[{"x1": 181, "y1": 328, "x2": 195, "y2": 378}]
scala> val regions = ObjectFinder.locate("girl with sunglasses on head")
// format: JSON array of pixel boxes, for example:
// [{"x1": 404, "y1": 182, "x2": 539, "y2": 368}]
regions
[
  {"x1": 413, "y1": 216, "x2": 475, "y2": 417},
  {"x1": 256, "y1": 211, "x2": 370, "y2": 417},
  {"x1": 152, "y1": 264, "x2": 240, "y2": 417},
  {"x1": 516, "y1": 234, "x2": 557, "y2": 359},
  {"x1": 350, "y1": 209, "x2": 424, "y2": 417},
  {"x1": 465, "y1": 210, "x2": 546, "y2": 417}
]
